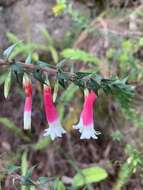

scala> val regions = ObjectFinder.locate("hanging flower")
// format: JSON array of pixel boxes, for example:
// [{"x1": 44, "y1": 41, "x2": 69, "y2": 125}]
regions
[
  {"x1": 73, "y1": 91, "x2": 101, "y2": 139},
  {"x1": 23, "y1": 73, "x2": 32, "y2": 130},
  {"x1": 43, "y1": 85, "x2": 66, "y2": 140}
]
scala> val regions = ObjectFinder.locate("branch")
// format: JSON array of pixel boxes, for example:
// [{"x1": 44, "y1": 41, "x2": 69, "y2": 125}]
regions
[
  {"x1": 0, "y1": 58, "x2": 76, "y2": 79},
  {"x1": 0, "y1": 58, "x2": 57, "y2": 74}
]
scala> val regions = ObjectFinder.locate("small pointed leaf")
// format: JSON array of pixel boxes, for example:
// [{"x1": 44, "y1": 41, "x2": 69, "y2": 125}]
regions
[
  {"x1": 4, "y1": 70, "x2": 12, "y2": 98},
  {"x1": 53, "y1": 81, "x2": 59, "y2": 102},
  {"x1": 25, "y1": 165, "x2": 37, "y2": 179},
  {"x1": 26, "y1": 54, "x2": 32, "y2": 64},
  {"x1": 3, "y1": 42, "x2": 21, "y2": 59},
  {"x1": 6, "y1": 165, "x2": 20, "y2": 174},
  {"x1": 38, "y1": 176, "x2": 49, "y2": 186}
]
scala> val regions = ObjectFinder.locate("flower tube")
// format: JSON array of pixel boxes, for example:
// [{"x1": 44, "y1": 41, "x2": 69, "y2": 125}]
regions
[
  {"x1": 43, "y1": 85, "x2": 66, "y2": 140},
  {"x1": 23, "y1": 73, "x2": 32, "y2": 130},
  {"x1": 73, "y1": 91, "x2": 100, "y2": 139}
]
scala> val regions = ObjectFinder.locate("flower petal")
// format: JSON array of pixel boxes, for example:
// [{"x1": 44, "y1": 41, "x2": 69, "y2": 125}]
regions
[
  {"x1": 80, "y1": 124, "x2": 100, "y2": 140},
  {"x1": 43, "y1": 119, "x2": 66, "y2": 140}
]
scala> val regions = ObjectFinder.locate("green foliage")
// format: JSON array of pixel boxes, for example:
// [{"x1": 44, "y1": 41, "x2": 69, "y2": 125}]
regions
[
  {"x1": 6, "y1": 32, "x2": 58, "y2": 63},
  {"x1": 4, "y1": 70, "x2": 12, "y2": 99},
  {"x1": 40, "y1": 28, "x2": 59, "y2": 63},
  {"x1": 53, "y1": 0, "x2": 89, "y2": 28},
  {"x1": 113, "y1": 145, "x2": 143, "y2": 190},
  {"x1": 3, "y1": 42, "x2": 21, "y2": 60},
  {"x1": 0, "y1": 72, "x2": 8, "y2": 86},
  {"x1": 8, "y1": 163, "x2": 56, "y2": 189},
  {"x1": 0, "y1": 117, "x2": 29, "y2": 141},
  {"x1": 21, "y1": 165, "x2": 38, "y2": 187},
  {"x1": 25, "y1": 54, "x2": 32, "y2": 64},
  {"x1": 32, "y1": 137, "x2": 51, "y2": 150},
  {"x1": 53, "y1": 81, "x2": 59, "y2": 102},
  {"x1": 21, "y1": 151, "x2": 28, "y2": 177},
  {"x1": 138, "y1": 37, "x2": 143, "y2": 47},
  {"x1": 38, "y1": 176, "x2": 49, "y2": 186},
  {"x1": 59, "y1": 83, "x2": 79, "y2": 103},
  {"x1": 53, "y1": 179, "x2": 66, "y2": 190},
  {"x1": 53, "y1": 0, "x2": 67, "y2": 16},
  {"x1": 69, "y1": 73, "x2": 134, "y2": 107},
  {"x1": 61, "y1": 48, "x2": 100, "y2": 64},
  {"x1": 72, "y1": 167, "x2": 108, "y2": 187},
  {"x1": 21, "y1": 151, "x2": 29, "y2": 190},
  {"x1": 6, "y1": 165, "x2": 20, "y2": 174},
  {"x1": 122, "y1": 107, "x2": 143, "y2": 128},
  {"x1": 111, "y1": 130, "x2": 123, "y2": 141}
]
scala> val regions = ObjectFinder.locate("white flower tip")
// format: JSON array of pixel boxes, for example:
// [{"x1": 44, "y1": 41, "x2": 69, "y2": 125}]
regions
[
  {"x1": 80, "y1": 127, "x2": 101, "y2": 140},
  {"x1": 43, "y1": 119, "x2": 66, "y2": 140},
  {"x1": 80, "y1": 134, "x2": 98, "y2": 140},
  {"x1": 24, "y1": 112, "x2": 31, "y2": 130}
]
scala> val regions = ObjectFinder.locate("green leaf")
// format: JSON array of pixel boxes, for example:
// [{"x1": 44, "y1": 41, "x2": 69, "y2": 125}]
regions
[
  {"x1": 139, "y1": 37, "x2": 143, "y2": 47},
  {"x1": 21, "y1": 151, "x2": 28, "y2": 190},
  {"x1": 6, "y1": 32, "x2": 19, "y2": 43},
  {"x1": 6, "y1": 165, "x2": 20, "y2": 174},
  {"x1": 61, "y1": 48, "x2": 99, "y2": 64},
  {"x1": 21, "y1": 151, "x2": 28, "y2": 176},
  {"x1": 0, "y1": 117, "x2": 19, "y2": 133},
  {"x1": 33, "y1": 137, "x2": 51, "y2": 150},
  {"x1": 33, "y1": 69, "x2": 45, "y2": 84},
  {"x1": 111, "y1": 131, "x2": 123, "y2": 141},
  {"x1": 72, "y1": 167, "x2": 108, "y2": 187},
  {"x1": 40, "y1": 28, "x2": 53, "y2": 45},
  {"x1": 38, "y1": 176, "x2": 55, "y2": 187},
  {"x1": 53, "y1": 179, "x2": 66, "y2": 190},
  {"x1": 25, "y1": 165, "x2": 37, "y2": 179},
  {"x1": 11, "y1": 62, "x2": 23, "y2": 74},
  {"x1": 21, "y1": 165, "x2": 37, "y2": 188},
  {"x1": 0, "y1": 72, "x2": 8, "y2": 86},
  {"x1": 26, "y1": 54, "x2": 32, "y2": 64},
  {"x1": 53, "y1": 81, "x2": 59, "y2": 102},
  {"x1": 4, "y1": 70, "x2": 12, "y2": 98},
  {"x1": 122, "y1": 40, "x2": 133, "y2": 52},
  {"x1": 60, "y1": 83, "x2": 79, "y2": 103},
  {"x1": 21, "y1": 176, "x2": 35, "y2": 187},
  {"x1": 36, "y1": 60, "x2": 54, "y2": 69},
  {"x1": 0, "y1": 117, "x2": 29, "y2": 141},
  {"x1": 40, "y1": 28, "x2": 58, "y2": 63},
  {"x1": 49, "y1": 46, "x2": 59, "y2": 63},
  {"x1": 3, "y1": 42, "x2": 21, "y2": 59},
  {"x1": 38, "y1": 177, "x2": 49, "y2": 186}
]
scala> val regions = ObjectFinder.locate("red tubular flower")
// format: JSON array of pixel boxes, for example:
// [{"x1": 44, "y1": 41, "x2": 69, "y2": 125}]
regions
[
  {"x1": 43, "y1": 85, "x2": 66, "y2": 140},
  {"x1": 73, "y1": 91, "x2": 101, "y2": 139},
  {"x1": 23, "y1": 73, "x2": 32, "y2": 130}
]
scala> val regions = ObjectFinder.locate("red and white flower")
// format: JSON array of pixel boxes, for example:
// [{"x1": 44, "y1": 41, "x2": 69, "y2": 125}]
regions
[
  {"x1": 23, "y1": 73, "x2": 32, "y2": 130},
  {"x1": 73, "y1": 91, "x2": 100, "y2": 139},
  {"x1": 43, "y1": 85, "x2": 66, "y2": 140}
]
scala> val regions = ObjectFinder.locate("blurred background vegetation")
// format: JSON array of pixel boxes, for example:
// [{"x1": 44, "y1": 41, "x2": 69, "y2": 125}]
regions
[{"x1": 1, "y1": 0, "x2": 143, "y2": 189}]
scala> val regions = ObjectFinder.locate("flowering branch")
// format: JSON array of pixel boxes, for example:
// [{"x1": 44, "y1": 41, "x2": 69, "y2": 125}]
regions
[
  {"x1": 0, "y1": 43, "x2": 135, "y2": 140},
  {"x1": 0, "y1": 57, "x2": 134, "y2": 106}
]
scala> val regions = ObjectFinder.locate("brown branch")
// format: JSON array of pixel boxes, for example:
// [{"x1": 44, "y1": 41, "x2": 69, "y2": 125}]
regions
[
  {"x1": 0, "y1": 58, "x2": 57, "y2": 74},
  {"x1": 0, "y1": 58, "x2": 75, "y2": 79}
]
